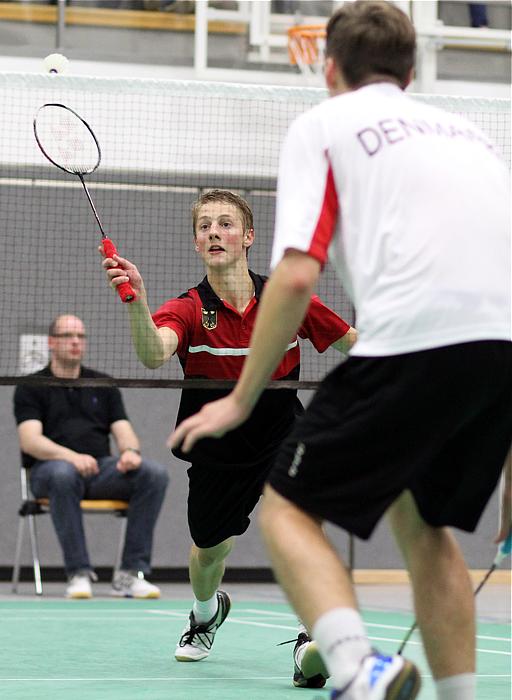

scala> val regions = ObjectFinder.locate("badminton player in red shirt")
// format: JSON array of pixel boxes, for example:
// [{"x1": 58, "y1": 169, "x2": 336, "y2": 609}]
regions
[{"x1": 102, "y1": 189, "x2": 356, "y2": 686}]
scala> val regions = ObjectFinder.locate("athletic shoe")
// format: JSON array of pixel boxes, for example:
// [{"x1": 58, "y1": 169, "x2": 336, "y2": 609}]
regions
[
  {"x1": 111, "y1": 570, "x2": 161, "y2": 599},
  {"x1": 330, "y1": 652, "x2": 421, "y2": 700},
  {"x1": 65, "y1": 570, "x2": 96, "y2": 599},
  {"x1": 293, "y1": 632, "x2": 329, "y2": 688},
  {"x1": 175, "y1": 590, "x2": 231, "y2": 661}
]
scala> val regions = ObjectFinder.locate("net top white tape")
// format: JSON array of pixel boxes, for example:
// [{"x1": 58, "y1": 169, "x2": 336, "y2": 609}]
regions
[{"x1": 0, "y1": 73, "x2": 509, "y2": 176}]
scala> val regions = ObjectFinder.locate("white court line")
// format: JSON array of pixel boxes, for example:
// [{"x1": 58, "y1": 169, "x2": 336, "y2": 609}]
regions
[
  {"x1": 236, "y1": 608, "x2": 297, "y2": 617},
  {"x1": 236, "y1": 609, "x2": 512, "y2": 641},
  {"x1": 3, "y1": 609, "x2": 509, "y2": 649},
  {"x1": 145, "y1": 611, "x2": 511, "y2": 655},
  {"x1": 0, "y1": 677, "x2": 290, "y2": 682},
  {"x1": 0, "y1": 674, "x2": 509, "y2": 682},
  {"x1": 0, "y1": 616, "x2": 173, "y2": 622}
]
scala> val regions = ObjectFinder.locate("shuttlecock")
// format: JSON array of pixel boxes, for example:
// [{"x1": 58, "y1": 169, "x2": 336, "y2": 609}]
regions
[{"x1": 43, "y1": 53, "x2": 69, "y2": 74}]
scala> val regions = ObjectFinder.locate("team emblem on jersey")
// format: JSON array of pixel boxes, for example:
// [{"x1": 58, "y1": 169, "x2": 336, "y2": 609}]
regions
[{"x1": 201, "y1": 308, "x2": 217, "y2": 330}]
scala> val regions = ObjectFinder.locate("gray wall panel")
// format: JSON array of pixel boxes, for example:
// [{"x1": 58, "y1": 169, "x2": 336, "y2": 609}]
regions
[
  {"x1": 0, "y1": 383, "x2": 503, "y2": 573},
  {"x1": 0, "y1": 169, "x2": 504, "y2": 577}
]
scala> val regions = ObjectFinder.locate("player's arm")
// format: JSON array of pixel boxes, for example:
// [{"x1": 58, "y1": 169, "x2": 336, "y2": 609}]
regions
[
  {"x1": 301, "y1": 295, "x2": 357, "y2": 354},
  {"x1": 102, "y1": 251, "x2": 178, "y2": 368},
  {"x1": 331, "y1": 326, "x2": 358, "y2": 353},
  {"x1": 234, "y1": 249, "x2": 321, "y2": 408},
  {"x1": 17, "y1": 420, "x2": 99, "y2": 476},
  {"x1": 126, "y1": 300, "x2": 178, "y2": 369},
  {"x1": 170, "y1": 250, "x2": 320, "y2": 453},
  {"x1": 110, "y1": 419, "x2": 142, "y2": 473}
]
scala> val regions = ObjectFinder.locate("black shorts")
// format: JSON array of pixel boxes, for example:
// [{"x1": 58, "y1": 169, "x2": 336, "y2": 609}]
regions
[
  {"x1": 187, "y1": 460, "x2": 272, "y2": 548},
  {"x1": 268, "y1": 341, "x2": 512, "y2": 540}
]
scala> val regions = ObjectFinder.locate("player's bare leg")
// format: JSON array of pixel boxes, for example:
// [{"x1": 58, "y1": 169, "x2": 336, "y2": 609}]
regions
[
  {"x1": 175, "y1": 539, "x2": 233, "y2": 661},
  {"x1": 259, "y1": 486, "x2": 357, "y2": 627},
  {"x1": 189, "y1": 539, "x2": 233, "y2": 601},
  {"x1": 388, "y1": 491, "x2": 475, "y2": 680},
  {"x1": 260, "y1": 485, "x2": 420, "y2": 698}
]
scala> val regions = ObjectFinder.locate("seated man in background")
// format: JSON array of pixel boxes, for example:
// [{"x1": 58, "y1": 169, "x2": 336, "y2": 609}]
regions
[{"x1": 13, "y1": 314, "x2": 169, "y2": 599}]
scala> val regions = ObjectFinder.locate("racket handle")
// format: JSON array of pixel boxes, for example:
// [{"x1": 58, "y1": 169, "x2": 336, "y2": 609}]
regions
[
  {"x1": 494, "y1": 529, "x2": 512, "y2": 566},
  {"x1": 102, "y1": 237, "x2": 136, "y2": 304}
]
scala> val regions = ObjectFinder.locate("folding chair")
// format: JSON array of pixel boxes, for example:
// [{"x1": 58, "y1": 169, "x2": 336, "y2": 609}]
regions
[{"x1": 12, "y1": 465, "x2": 129, "y2": 595}]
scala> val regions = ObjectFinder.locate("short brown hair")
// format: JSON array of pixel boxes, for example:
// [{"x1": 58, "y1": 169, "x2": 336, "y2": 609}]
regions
[
  {"x1": 191, "y1": 189, "x2": 254, "y2": 235},
  {"x1": 326, "y1": 0, "x2": 416, "y2": 88}
]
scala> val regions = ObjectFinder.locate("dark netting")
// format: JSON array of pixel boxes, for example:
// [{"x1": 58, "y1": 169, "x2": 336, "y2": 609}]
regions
[{"x1": 0, "y1": 74, "x2": 509, "y2": 388}]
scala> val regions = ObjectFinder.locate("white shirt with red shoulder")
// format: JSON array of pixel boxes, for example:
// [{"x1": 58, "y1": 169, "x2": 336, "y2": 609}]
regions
[{"x1": 271, "y1": 82, "x2": 511, "y2": 356}]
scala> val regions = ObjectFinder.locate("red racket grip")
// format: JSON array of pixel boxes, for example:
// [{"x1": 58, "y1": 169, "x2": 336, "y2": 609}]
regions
[{"x1": 102, "y1": 237, "x2": 136, "y2": 304}]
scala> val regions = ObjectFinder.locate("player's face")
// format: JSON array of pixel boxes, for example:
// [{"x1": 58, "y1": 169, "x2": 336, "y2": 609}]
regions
[
  {"x1": 49, "y1": 316, "x2": 87, "y2": 366},
  {"x1": 194, "y1": 202, "x2": 253, "y2": 269}
]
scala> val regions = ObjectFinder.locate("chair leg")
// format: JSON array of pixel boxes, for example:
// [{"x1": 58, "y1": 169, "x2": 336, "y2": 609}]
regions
[
  {"x1": 27, "y1": 514, "x2": 43, "y2": 596},
  {"x1": 11, "y1": 517, "x2": 25, "y2": 593},
  {"x1": 114, "y1": 516, "x2": 128, "y2": 574}
]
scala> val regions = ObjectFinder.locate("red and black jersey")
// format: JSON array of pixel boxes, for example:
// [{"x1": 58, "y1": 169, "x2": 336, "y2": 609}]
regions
[{"x1": 153, "y1": 271, "x2": 350, "y2": 468}]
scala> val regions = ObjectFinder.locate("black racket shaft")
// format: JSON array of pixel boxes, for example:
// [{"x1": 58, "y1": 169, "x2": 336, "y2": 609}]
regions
[{"x1": 78, "y1": 174, "x2": 106, "y2": 236}]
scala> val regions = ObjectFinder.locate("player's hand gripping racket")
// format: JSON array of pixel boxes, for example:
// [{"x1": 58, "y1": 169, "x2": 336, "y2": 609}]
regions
[{"x1": 33, "y1": 103, "x2": 135, "y2": 303}]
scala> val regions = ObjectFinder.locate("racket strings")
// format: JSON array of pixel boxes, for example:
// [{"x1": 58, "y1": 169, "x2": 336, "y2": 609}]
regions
[{"x1": 35, "y1": 105, "x2": 100, "y2": 175}]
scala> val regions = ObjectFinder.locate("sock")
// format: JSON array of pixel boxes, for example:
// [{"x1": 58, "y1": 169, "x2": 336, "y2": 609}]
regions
[
  {"x1": 192, "y1": 593, "x2": 218, "y2": 623},
  {"x1": 435, "y1": 673, "x2": 476, "y2": 700},
  {"x1": 312, "y1": 608, "x2": 371, "y2": 690}
]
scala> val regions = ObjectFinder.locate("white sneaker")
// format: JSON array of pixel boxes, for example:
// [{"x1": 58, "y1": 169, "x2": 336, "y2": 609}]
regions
[
  {"x1": 175, "y1": 590, "x2": 231, "y2": 661},
  {"x1": 330, "y1": 652, "x2": 421, "y2": 700},
  {"x1": 65, "y1": 572, "x2": 94, "y2": 599},
  {"x1": 293, "y1": 632, "x2": 329, "y2": 688},
  {"x1": 111, "y1": 570, "x2": 161, "y2": 599}
]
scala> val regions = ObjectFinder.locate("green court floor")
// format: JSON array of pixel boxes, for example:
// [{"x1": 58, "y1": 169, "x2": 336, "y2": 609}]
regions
[{"x1": 0, "y1": 599, "x2": 509, "y2": 700}]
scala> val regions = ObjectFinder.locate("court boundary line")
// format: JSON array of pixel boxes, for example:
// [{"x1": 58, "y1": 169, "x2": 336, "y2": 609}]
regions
[{"x1": 1, "y1": 673, "x2": 510, "y2": 682}]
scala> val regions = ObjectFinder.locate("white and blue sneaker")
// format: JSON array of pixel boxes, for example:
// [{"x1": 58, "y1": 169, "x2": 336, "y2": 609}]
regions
[{"x1": 331, "y1": 652, "x2": 420, "y2": 700}]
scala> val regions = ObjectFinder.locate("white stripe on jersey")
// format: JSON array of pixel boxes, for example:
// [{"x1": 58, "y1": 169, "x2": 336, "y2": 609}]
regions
[{"x1": 188, "y1": 340, "x2": 298, "y2": 356}]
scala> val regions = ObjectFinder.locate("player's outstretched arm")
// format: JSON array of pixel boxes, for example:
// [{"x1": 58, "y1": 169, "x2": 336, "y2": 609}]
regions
[
  {"x1": 332, "y1": 326, "x2": 358, "y2": 353},
  {"x1": 101, "y1": 249, "x2": 178, "y2": 368},
  {"x1": 170, "y1": 250, "x2": 320, "y2": 453}
]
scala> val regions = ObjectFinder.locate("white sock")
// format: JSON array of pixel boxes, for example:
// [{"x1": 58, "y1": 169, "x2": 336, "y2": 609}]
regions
[
  {"x1": 435, "y1": 673, "x2": 476, "y2": 700},
  {"x1": 312, "y1": 608, "x2": 371, "y2": 690},
  {"x1": 192, "y1": 593, "x2": 218, "y2": 623}
]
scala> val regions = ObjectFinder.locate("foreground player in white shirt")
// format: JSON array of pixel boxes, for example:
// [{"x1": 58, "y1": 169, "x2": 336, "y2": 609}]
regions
[{"x1": 170, "y1": 2, "x2": 512, "y2": 699}]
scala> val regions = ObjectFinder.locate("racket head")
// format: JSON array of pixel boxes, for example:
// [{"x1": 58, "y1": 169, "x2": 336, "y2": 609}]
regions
[{"x1": 33, "y1": 103, "x2": 101, "y2": 176}]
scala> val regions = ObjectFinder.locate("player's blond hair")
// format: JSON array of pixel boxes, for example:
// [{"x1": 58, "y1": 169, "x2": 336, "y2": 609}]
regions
[{"x1": 191, "y1": 189, "x2": 254, "y2": 236}]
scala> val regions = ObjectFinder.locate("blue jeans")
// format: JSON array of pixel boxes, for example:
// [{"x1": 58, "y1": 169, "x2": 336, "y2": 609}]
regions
[
  {"x1": 30, "y1": 457, "x2": 169, "y2": 576},
  {"x1": 469, "y1": 3, "x2": 488, "y2": 27}
]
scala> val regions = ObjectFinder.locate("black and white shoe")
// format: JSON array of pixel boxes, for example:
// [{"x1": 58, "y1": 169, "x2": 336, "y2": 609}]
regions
[
  {"x1": 175, "y1": 590, "x2": 231, "y2": 661},
  {"x1": 292, "y1": 632, "x2": 329, "y2": 688}
]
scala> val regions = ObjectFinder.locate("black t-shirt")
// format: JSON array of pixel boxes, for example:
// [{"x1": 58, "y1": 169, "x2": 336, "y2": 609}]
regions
[{"x1": 13, "y1": 365, "x2": 128, "y2": 468}]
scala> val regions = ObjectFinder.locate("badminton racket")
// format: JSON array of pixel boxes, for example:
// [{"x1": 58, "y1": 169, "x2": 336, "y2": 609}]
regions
[
  {"x1": 33, "y1": 103, "x2": 135, "y2": 303},
  {"x1": 397, "y1": 528, "x2": 512, "y2": 655}
]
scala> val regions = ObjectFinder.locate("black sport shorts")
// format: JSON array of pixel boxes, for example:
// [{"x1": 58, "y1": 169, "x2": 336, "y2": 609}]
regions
[
  {"x1": 268, "y1": 341, "x2": 512, "y2": 539},
  {"x1": 187, "y1": 459, "x2": 272, "y2": 548}
]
